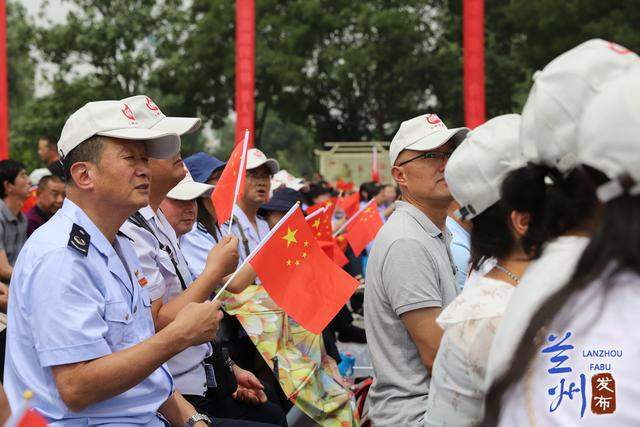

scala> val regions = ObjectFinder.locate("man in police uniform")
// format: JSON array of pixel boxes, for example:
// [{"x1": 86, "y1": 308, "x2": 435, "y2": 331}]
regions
[{"x1": 4, "y1": 100, "x2": 220, "y2": 426}]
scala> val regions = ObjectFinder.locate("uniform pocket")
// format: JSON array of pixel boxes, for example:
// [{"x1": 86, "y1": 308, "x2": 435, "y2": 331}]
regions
[{"x1": 104, "y1": 301, "x2": 133, "y2": 348}]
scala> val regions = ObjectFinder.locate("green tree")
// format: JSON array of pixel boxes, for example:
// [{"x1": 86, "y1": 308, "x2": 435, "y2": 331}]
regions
[{"x1": 7, "y1": 1, "x2": 37, "y2": 167}]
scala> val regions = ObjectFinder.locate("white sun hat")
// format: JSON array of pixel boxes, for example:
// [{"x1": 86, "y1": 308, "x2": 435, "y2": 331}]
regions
[
  {"x1": 445, "y1": 114, "x2": 525, "y2": 219},
  {"x1": 389, "y1": 113, "x2": 469, "y2": 166},
  {"x1": 58, "y1": 100, "x2": 181, "y2": 160},
  {"x1": 166, "y1": 171, "x2": 214, "y2": 201},
  {"x1": 520, "y1": 39, "x2": 639, "y2": 172}
]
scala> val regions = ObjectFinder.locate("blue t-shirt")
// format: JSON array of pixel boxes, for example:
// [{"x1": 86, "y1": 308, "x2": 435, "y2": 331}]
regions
[{"x1": 446, "y1": 216, "x2": 471, "y2": 291}]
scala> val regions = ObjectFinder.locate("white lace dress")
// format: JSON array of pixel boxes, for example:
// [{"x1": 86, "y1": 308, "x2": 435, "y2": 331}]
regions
[{"x1": 424, "y1": 276, "x2": 514, "y2": 426}]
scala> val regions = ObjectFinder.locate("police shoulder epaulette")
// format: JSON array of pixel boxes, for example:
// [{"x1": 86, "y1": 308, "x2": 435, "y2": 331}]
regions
[
  {"x1": 68, "y1": 223, "x2": 90, "y2": 256},
  {"x1": 196, "y1": 221, "x2": 208, "y2": 234}
]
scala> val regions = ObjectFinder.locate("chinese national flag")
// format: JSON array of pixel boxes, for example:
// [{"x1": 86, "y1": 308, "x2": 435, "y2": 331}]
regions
[
  {"x1": 306, "y1": 208, "x2": 348, "y2": 267},
  {"x1": 337, "y1": 192, "x2": 360, "y2": 218},
  {"x1": 345, "y1": 200, "x2": 384, "y2": 256},
  {"x1": 211, "y1": 139, "x2": 247, "y2": 225},
  {"x1": 249, "y1": 208, "x2": 358, "y2": 334},
  {"x1": 6, "y1": 406, "x2": 49, "y2": 427}
]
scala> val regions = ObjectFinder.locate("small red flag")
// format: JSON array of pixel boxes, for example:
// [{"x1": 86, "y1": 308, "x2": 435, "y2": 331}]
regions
[
  {"x1": 337, "y1": 192, "x2": 360, "y2": 218},
  {"x1": 211, "y1": 132, "x2": 249, "y2": 225},
  {"x1": 249, "y1": 207, "x2": 358, "y2": 334},
  {"x1": 371, "y1": 145, "x2": 380, "y2": 183},
  {"x1": 6, "y1": 406, "x2": 48, "y2": 427},
  {"x1": 345, "y1": 200, "x2": 384, "y2": 256},
  {"x1": 306, "y1": 207, "x2": 348, "y2": 267}
]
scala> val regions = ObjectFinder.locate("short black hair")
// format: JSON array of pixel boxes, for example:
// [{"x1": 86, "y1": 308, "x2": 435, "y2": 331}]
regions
[
  {"x1": 37, "y1": 174, "x2": 64, "y2": 193},
  {"x1": 62, "y1": 136, "x2": 106, "y2": 185},
  {"x1": 0, "y1": 159, "x2": 27, "y2": 198},
  {"x1": 39, "y1": 135, "x2": 57, "y2": 150}
]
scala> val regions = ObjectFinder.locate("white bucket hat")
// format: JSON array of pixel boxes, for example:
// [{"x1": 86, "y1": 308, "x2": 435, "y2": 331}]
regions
[
  {"x1": 445, "y1": 114, "x2": 525, "y2": 219},
  {"x1": 520, "y1": 39, "x2": 639, "y2": 172},
  {"x1": 166, "y1": 171, "x2": 214, "y2": 201},
  {"x1": 578, "y1": 69, "x2": 640, "y2": 202},
  {"x1": 246, "y1": 148, "x2": 279, "y2": 175},
  {"x1": 389, "y1": 113, "x2": 469, "y2": 166},
  {"x1": 58, "y1": 100, "x2": 181, "y2": 160},
  {"x1": 123, "y1": 95, "x2": 202, "y2": 135}
]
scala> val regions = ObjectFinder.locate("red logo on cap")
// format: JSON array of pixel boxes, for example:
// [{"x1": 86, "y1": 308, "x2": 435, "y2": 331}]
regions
[
  {"x1": 608, "y1": 42, "x2": 632, "y2": 55},
  {"x1": 426, "y1": 114, "x2": 442, "y2": 125},
  {"x1": 145, "y1": 96, "x2": 162, "y2": 116},
  {"x1": 122, "y1": 103, "x2": 137, "y2": 123}
]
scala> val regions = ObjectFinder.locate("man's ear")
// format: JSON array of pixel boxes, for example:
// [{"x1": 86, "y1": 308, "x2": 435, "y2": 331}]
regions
[
  {"x1": 510, "y1": 210, "x2": 531, "y2": 237},
  {"x1": 391, "y1": 165, "x2": 407, "y2": 187},
  {"x1": 68, "y1": 162, "x2": 95, "y2": 191}
]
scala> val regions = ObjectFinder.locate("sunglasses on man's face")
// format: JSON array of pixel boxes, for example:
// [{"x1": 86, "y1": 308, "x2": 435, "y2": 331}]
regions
[{"x1": 396, "y1": 150, "x2": 455, "y2": 166}]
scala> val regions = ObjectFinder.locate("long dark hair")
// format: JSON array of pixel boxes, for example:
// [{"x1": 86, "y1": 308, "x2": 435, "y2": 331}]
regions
[
  {"x1": 481, "y1": 172, "x2": 640, "y2": 426},
  {"x1": 500, "y1": 164, "x2": 599, "y2": 258},
  {"x1": 469, "y1": 201, "x2": 520, "y2": 271},
  {"x1": 196, "y1": 197, "x2": 220, "y2": 242}
]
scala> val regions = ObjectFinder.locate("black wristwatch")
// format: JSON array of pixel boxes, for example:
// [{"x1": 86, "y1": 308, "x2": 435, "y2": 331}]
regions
[{"x1": 185, "y1": 413, "x2": 213, "y2": 426}]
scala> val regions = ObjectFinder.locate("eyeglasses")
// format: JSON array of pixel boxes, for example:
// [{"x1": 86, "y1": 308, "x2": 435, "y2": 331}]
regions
[{"x1": 396, "y1": 150, "x2": 454, "y2": 166}]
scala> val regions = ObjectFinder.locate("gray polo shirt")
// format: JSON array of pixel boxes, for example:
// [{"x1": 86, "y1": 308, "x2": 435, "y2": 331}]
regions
[
  {"x1": 0, "y1": 199, "x2": 27, "y2": 267},
  {"x1": 364, "y1": 201, "x2": 459, "y2": 426}
]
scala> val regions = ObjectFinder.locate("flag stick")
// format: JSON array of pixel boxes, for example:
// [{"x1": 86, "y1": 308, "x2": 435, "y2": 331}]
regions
[
  {"x1": 332, "y1": 198, "x2": 375, "y2": 238},
  {"x1": 213, "y1": 202, "x2": 301, "y2": 301},
  {"x1": 227, "y1": 129, "x2": 250, "y2": 235}
]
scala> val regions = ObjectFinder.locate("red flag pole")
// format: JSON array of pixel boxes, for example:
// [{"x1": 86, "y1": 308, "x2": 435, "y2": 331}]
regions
[
  {"x1": 235, "y1": 0, "x2": 255, "y2": 147},
  {"x1": 0, "y1": 0, "x2": 9, "y2": 159},
  {"x1": 463, "y1": 0, "x2": 485, "y2": 129}
]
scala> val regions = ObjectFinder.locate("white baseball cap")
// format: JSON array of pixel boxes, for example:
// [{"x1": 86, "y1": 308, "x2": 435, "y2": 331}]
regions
[
  {"x1": 58, "y1": 100, "x2": 181, "y2": 160},
  {"x1": 578, "y1": 70, "x2": 640, "y2": 202},
  {"x1": 389, "y1": 113, "x2": 469, "y2": 166},
  {"x1": 246, "y1": 148, "x2": 279, "y2": 175},
  {"x1": 520, "y1": 39, "x2": 639, "y2": 172},
  {"x1": 445, "y1": 114, "x2": 525, "y2": 219},
  {"x1": 166, "y1": 171, "x2": 214, "y2": 201},
  {"x1": 122, "y1": 95, "x2": 202, "y2": 135},
  {"x1": 271, "y1": 169, "x2": 305, "y2": 192}
]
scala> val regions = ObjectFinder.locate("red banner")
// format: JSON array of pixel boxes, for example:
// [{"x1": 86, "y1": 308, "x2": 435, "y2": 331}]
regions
[
  {"x1": 463, "y1": 0, "x2": 485, "y2": 129},
  {"x1": 0, "y1": 0, "x2": 9, "y2": 159},
  {"x1": 235, "y1": 0, "x2": 255, "y2": 147}
]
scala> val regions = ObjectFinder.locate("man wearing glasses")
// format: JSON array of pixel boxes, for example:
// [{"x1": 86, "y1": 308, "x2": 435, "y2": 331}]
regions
[
  {"x1": 231, "y1": 148, "x2": 279, "y2": 262},
  {"x1": 364, "y1": 113, "x2": 469, "y2": 426}
]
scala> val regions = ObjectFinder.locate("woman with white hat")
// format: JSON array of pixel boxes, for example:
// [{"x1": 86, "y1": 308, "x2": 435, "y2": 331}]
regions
[
  {"x1": 484, "y1": 67, "x2": 640, "y2": 427},
  {"x1": 424, "y1": 114, "x2": 534, "y2": 426}
]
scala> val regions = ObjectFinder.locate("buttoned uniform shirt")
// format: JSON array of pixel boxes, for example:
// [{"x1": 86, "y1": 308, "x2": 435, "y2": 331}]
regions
[
  {"x1": 180, "y1": 221, "x2": 219, "y2": 279},
  {"x1": 4, "y1": 199, "x2": 173, "y2": 426},
  {"x1": 229, "y1": 204, "x2": 270, "y2": 264},
  {"x1": 364, "y1": 201, "x2": 459, "y2": 426},
  {"x1": 0, "y1": 198, "x2": 27, "y2": 266},
  {"x1": 120, "y1": 206, "x2": 212, "y2": 396}
]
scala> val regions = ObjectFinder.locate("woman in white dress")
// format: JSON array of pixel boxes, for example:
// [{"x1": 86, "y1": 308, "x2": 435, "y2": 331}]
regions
[
  {"x1": 482, "y1": 69, "x2": 640, "y2": 426},
  {"x1": 424, "y1": 114, "x2": 533, "y2": 426}
]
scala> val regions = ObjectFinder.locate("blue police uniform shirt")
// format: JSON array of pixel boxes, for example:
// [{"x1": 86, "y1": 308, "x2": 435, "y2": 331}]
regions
[
  {"x1": 446, "y1": 216, "x2": 471, "y2": 291},
  {"x1": 4, "y1": 199, "x2": 173, "y2": 426},
  {"x1": 180, "y1": 221, "x2": 218, "y2": 279}
]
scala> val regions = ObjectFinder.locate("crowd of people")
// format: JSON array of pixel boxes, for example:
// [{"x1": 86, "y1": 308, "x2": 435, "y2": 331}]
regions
[{"x1": 0, "y1": 37, "x2": 637, "y2": 427}]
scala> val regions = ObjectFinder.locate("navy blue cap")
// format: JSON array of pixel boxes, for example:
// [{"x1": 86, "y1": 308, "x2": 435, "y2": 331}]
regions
[
  {"x1": 258, "y1": 188, "x2": 303, "y2": 215},
  {"x1": 183, "y1": 152, "x2": 226, "y2": 183}
]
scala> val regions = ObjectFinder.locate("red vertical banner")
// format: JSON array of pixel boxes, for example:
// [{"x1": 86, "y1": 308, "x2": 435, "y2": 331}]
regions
[
  {"x1": 235, "y1": 0, "x2": 255, "y2": 147},
  {"x1": 463, "y1": 0, "x2": 485, "y2": 129},
  {"x1": 0, "y1": 0, "x2": 9, "y2": 159}
]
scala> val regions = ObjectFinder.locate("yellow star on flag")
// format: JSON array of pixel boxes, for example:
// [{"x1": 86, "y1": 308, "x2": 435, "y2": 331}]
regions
[
  {"x1": 303, "y1": 240, "x2": 309, "y2": 247},
  {"x1": 295, "y1": 260, "x2": 300, "y2": 266},
  {"x1": 312, "y1": 219, "x2": 321, "y2": 229},
  {"x1": 286, "y1": 259, "x2": 292, "y2": 266},
  {"x1": 282, "y1": 227, "x2": 298, "y2": 247},
  {"x1": 302, "y1": 252, "x2": 307, "y2": 258}
]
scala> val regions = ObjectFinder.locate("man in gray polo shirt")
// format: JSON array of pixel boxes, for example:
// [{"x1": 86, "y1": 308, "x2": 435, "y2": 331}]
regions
[
  {"x1": 0, "y1": 160, "x2": 30, "y2": 282},
  {"x1": 364, "y1": 113, "x2": 468, "y2": 425}
]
